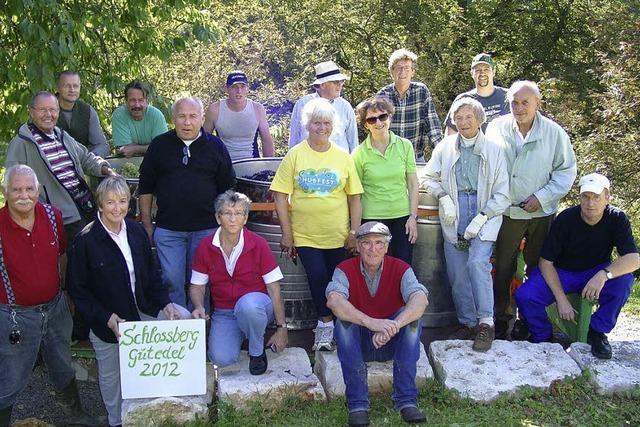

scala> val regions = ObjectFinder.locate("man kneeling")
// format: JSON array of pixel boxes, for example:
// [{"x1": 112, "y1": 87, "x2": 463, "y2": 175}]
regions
[
  {"x1": 190, "y1": 191, "x2": 287, "y2": 374},
  {"x1": 515, "y1": 173, "x2": 639, "y2": 359},
  {"x1": 326, "y1": 222, "x2": 429, "y2": 427}
]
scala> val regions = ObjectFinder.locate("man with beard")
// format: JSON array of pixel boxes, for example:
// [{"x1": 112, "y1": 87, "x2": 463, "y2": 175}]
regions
[
  {"x1": 444, "y1": 53, "x2": 509, "y2": 135},
  {"x1": 111, "y1": 80, "x2": 168, "y2": 157}
]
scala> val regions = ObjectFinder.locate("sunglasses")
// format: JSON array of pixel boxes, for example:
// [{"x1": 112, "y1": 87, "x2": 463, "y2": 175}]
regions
[
  {"x1": 365, "y1": 113, "x2": 389, "y2": 125},
  {"x1": 182, "y1": 146, "x2": 191, "y2": 165}
]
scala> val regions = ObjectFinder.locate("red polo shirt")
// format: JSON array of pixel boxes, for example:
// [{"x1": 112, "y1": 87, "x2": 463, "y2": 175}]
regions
[{"x1": 0, "y1": 202, "x2": 66, "y2": 305}]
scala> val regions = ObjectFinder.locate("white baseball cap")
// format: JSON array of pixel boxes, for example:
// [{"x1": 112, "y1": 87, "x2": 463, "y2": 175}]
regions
[{"x1": 579, "y1": 173, "x2": 610, "y2": 194}]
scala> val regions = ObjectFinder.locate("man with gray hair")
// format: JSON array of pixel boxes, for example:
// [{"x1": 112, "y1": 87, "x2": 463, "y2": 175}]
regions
[
  {"x1": 139, "y1": 96, "x2": 236, "y2": 308},
  {"x1": 486, "y1": 80, "x2": 577, "y2": 339},
  {"x1": 444, "y1": 53, "x2": 509, "y2": 135},
  {"x1": 377, "y1": 48, "x2": 443, "y2": 160},
  {"x1": 326, "y1": 221, "x2": 429, "y2": 426},
  {"x1": 0, "y1": 165, "x2": 102, "y2": 426}
]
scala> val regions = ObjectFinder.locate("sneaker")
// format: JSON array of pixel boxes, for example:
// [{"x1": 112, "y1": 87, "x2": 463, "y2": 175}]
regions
[
  {"x1": 400, "y1": 406, "x2": 427, "y2": 424},
  {"x1": 587, "y1": 327, "x2": 612, "y2": 359},
  {"x1": 449, "y1": 324, "x2": 477, "y2": 340},
  {"x1": 312, "y1": 324, "x2": 335, "y2": 351},
  {"x1": 249, "y1": 350, "x2": 268, "y2": 375},
  {"x1": 472, "y1": 323, "x2": 495, "y2": 352},
  {"x1": 348, "y1": 410, "x2": 369, "y2": 427}
]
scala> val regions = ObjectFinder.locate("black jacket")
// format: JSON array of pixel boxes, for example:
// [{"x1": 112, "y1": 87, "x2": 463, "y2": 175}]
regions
[{"x1": 67, "y1": 218, "x2": 170, "y2": 343}]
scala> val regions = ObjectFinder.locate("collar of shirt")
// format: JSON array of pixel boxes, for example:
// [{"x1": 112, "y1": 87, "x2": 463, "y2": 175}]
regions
[
  {"x1": 359, "y1": 257, "x2": 385, "y2": 296},
  {"x1": 181, "y1": 131, "x2": 202, "y2": 147},
  {"x1": 97, "y1": 212, "x2": 127, "y2": 240},
  {"x1": 212, "y1": 227, "x2": 245, "y2": 276},
  {"x1": 511, "y1": 113, "x2": 538, "y2": 144}
]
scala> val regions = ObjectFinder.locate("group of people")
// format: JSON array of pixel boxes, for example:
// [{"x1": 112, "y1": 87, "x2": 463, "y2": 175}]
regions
[{"x1": 0, "y1": 47, "x2": 638, "y2": 427}]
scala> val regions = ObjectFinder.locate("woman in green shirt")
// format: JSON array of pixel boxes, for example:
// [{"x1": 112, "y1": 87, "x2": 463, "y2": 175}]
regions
[{"x1": 352, "y1": 97, "x2": 419, "y2": 264}]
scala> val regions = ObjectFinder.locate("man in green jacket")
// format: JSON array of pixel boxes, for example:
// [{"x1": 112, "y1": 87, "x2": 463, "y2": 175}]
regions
[{"x1": 485, "y1": 80, "x2": 577, "y2": 339}]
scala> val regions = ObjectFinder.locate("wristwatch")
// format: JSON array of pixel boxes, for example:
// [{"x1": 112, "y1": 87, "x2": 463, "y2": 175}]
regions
[
  {"x1": 603, "y1": 268, "x2": 613, "y2": 280},
  {"x1": 275, "y1": 323, "x2": 287, "y2": 329}
]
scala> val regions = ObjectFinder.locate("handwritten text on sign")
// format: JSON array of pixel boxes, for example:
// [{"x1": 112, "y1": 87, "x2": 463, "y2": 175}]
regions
[{"x1": 119, "y1": 319, "x2": 206, "y2": 399}]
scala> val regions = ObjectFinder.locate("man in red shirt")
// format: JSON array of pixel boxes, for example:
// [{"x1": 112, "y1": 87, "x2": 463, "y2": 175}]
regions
[
  {"x1": 0, "y1": 165, "x2": 101, "y2": 426},
  {"x1": 326, "y1": 222, "x2": 429, "y2": 427}
]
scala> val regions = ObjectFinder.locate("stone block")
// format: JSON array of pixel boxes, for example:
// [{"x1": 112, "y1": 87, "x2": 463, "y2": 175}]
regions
[
  {"x1": 122, "y1": 363, "x2": 216, "y2": 426},
  {"x1": 429, "y1": 340, "x2": 581, "y2": 402},
  {"x1": 568, "y1": 341, "x2": 640, "y2": 394},
  {"x1": 218, "y1": 347, "x2": 325, "y2": 410},
  {"x1": 314, "y1": 343, "x2": 433, "y2": 399}
]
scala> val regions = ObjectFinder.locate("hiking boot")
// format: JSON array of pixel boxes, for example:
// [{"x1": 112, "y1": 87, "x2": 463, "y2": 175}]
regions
[
  {"x1": 348, "y1": 410, "x2": 369, "y2": 427},
  {"x1": 472, "y1": 323, "x2": 495, "y2": 352},
  {"x1": 312, "y1": 324, "x2": 335, "y2": 351},
  {"x1": 249, "y1": 350, "x2": 268, "y2": 375},
  {"x1": 587, "y1": 327, "x2": 612, "y2": 359},
  {"x1": 449, "y1": 324, "x2": 477, "y2": 340},
  {"x1": 400, "y1": 406, "x2": 427, "y2": 424},
  {"x1": 510, "y1": 318, "x2": 530, "y2": 341},
  {"x1": 0, "y1": 404, "x2": 12, "y2": 427},
  {"x1": 57, "y1": 379, "x2": 106, "y2": 426}
]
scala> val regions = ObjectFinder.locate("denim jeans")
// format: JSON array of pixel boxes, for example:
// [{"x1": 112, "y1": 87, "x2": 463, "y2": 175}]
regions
[
  {"x1": 443, "y1": 193, "x2": 494, "y2": 326},
  {"x1": 0, "y1": 293, "x2": 75, "y2": 409},
  {"x1": 296, "y1": 247, "x2": 345, "y2": 318},
  {"x1": 442, "y1": 193, "x2": 494, "y2": 326},
  {"x1": 334, "y1": 313, "x2": 422, "y2": 412},
  {"x1": 515, "y1": 264, "x2": 634, "y2": 342},
  {"x1": 362, "y1": 216, "x2": 413, "y2": 264},
  {"x1": 154, "y1": 227, "x2": 214, "y2": 308},
  {"x1": 208, "y1": 292, "x2": 274, "y2": 366}
]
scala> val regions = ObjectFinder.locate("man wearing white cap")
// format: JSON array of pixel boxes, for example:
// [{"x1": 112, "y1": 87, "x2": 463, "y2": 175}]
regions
[
  {"x1": 444, "y1": 53, "x2": 509, "y2": 135},
  {"x1": 515, "y1": 173, "x2": 639, "y2": 359},
  {"x1": 288, "y1": 60, "x2": 358, "y2": 153}
]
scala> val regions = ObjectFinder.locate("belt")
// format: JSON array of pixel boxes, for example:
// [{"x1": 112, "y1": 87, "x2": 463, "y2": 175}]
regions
[
  {"x1": 1, "y1": 291, "x2": 62, "y2": 313},
  {"x1": 458, "y1": 189, "x2": 477, "y2": 194}
]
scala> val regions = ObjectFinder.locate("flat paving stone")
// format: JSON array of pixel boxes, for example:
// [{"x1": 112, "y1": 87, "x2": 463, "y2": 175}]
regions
[
  {"x1": 429, "y1": 340, "x2": 582, "y2": 402},
  {"x1": 314, "y1": 343, "x2": 433, "y2": 399},
  {"x1": 218, "y1": 347, "x2": 325, "y2": 410},
  {"x1": 122, "y1": 363, "x2": 216, "y2": 426},
  {"x1": 568, "y1": 341, "x2": 640, "y2": 394}
]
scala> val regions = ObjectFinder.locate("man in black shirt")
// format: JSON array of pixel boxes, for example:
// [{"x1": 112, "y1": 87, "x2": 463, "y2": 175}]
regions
[
  {"x1": 138, "y1": 96, "x2": 235, "y2": 308},
  {"x1": 515, "y1": 173, "x2": 639, "y2": 359}
]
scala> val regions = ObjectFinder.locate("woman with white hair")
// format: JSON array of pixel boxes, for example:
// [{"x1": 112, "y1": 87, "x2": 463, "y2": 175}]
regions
[
  {"x1": 421, "y1": 97, "x2": 509, "y2": 352},
  {"x1": 271, "y1": 97, "x2": 363, "y2": 351}
]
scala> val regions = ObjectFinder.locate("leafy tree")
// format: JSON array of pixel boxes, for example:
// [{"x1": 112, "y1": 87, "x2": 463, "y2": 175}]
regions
[{"x1": 0, "y1": 0, "x2": 218, "y2": 153}]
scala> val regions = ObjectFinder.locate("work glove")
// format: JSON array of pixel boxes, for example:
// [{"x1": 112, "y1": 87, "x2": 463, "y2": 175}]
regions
[
  {"x1": 463, "y1": 213, "x2": 488, "y2": 240},
  {"x1": 439, "y1": 194, "x2": 457, "y2": 226}
]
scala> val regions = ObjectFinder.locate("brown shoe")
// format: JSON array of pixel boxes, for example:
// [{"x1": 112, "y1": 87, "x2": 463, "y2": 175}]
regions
[
  {"x1": 450, "y1": 324, "x2": 477, "y2": 340},
  {"x1": 472, "y1": 323, "x2": 495, "y2": 352}
]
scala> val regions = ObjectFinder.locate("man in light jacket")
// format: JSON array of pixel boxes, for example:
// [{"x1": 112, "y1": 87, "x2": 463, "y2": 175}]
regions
[{"x1": 485, "y1": 80, "x2": 577, "y2": 339}]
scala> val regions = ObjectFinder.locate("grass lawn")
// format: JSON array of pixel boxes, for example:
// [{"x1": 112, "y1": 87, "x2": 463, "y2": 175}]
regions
[
  {"x1": 623, "y1": 279, "x2": 640, "y2": 317},
  {"x1": 164, "y1": 373, "x2": 639, "y2": 426}
]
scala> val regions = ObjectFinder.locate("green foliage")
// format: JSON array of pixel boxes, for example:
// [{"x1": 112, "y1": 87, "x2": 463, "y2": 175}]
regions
[{"x1": 0, "y1": 0, "x2": 218, "y2": 150}]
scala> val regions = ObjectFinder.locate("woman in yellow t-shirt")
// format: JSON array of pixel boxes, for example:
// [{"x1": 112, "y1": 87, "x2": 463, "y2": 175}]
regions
[
  {"x1": 352, "y1": 97, "x2": 419, "y2": 264},
  {"x1": 271, "y1": 98, "x2": 363, "y2": 351}
]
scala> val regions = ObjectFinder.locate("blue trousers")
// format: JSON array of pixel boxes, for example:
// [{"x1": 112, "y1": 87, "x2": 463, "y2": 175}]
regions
[
  {"x1": 0, "y1": 293, "x2": 75, "y2": 409},
  {"x1": 154, "y1": 227, "x2": 214, "y2": 308},
  {"x1": 334, "y1": 314, "x2": 422, "y2": 412},
  {"x1": 297, "y1": 247, "x2": 345, "y2": 318},
  {"x1": 362, "y1": 216, "x2": 413, "y2": 264},
  {"x1": 208, "y1": 292, "x2": 274, "y2": 366},
  {"x1": 515, "y1": 264, "x2": 634, "y2": 342}
]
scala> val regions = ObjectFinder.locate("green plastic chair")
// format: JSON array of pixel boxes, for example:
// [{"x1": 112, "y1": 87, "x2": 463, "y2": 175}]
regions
[{"x1": 545, "y1": 293, "x2": 597, "y2": 343}]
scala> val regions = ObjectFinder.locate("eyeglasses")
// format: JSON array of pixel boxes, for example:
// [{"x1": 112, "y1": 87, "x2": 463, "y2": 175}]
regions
[
  {"x1": 358, "y1": 240, "x2": 387, "y2": 249},
  {"x1": 219, "y1": 211, "x2": 247, "y2": 219},
  {"x1": 393, "y1": 65, "x2": 414, "y2": 72},
  {"x1": 365, "y1": 113, "x2": 389, "y2": 125},
  {"x1": 31, "y1": 107, "x2": 59, "y2": 115},
  {"x1": 182, "y1": 146, "x2": 190, "y2": 165}
]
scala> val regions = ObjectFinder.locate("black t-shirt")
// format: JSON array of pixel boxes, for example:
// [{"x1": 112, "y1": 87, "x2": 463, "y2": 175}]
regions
[
  {"x1": 541, "y1": 205, "x2": 637, "y2": 272},
  {"x1": 138, "y1": 129, "x2": 236, "y2": 231}
]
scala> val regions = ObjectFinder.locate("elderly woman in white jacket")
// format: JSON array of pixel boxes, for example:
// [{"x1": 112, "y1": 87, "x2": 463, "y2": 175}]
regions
[{"x1": 421, "y1": 98, "x2": 509, "y2": 352}]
